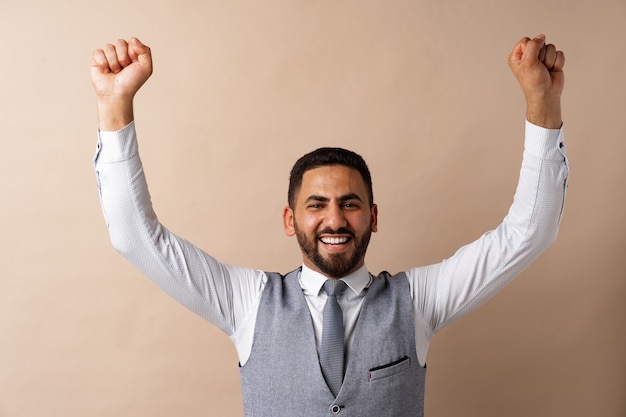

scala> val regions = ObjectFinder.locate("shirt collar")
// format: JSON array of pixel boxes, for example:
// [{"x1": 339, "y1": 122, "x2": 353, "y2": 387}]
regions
[{"x1": 300, "y1": 264, "x2": 371, "y2": 296}]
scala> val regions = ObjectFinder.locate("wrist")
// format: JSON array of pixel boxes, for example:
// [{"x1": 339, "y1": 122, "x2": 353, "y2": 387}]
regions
[
  {"x1": 525, "y1": 95, "x2": 562, "y2": 129},
  {"x1": 96, "y1": 96, "x2": 134, "y2": 131}
]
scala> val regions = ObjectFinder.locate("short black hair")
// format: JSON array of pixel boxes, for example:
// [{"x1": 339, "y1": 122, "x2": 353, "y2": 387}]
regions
[{"x1": 288, "y1": 147, "x2": 374, "y2": 209}]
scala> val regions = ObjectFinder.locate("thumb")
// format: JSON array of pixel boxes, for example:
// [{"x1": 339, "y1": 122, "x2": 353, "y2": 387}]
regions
[{"x1": 509, "y1": 37, "x2": 530, "y2": 66}]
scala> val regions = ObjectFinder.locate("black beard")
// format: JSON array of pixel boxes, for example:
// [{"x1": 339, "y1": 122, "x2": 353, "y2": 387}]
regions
[{"x1": 294, "y1": 225, "x2": 372, "y2": 278}]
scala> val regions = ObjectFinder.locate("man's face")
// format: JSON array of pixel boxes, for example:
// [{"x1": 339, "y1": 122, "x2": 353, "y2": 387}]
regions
[{"x1": 283, "y1": 165, "x2": 378, "y2": 278}]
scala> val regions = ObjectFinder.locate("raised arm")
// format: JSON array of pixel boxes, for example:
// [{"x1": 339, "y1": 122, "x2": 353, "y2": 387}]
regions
[
  {"x1": 409, "y1": 36, "x2": 568, "y2": 361},
  {"x1": 91, "y1": 39, "x2": 266, "y2": 343}
]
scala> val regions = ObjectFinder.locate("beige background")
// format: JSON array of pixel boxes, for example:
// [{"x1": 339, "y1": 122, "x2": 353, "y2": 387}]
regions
[{"x1": 1, "y1": 0, "x2": 625, "y2": 416}]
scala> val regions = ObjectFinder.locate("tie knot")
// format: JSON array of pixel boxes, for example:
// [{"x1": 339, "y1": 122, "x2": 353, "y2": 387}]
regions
[{"x1": 323, "y1": 279, "x2": 347, "y2": 297}]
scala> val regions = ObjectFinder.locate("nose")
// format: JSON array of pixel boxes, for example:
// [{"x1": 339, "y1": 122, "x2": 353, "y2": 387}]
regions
[{"x1": 324, "y1": 203, "x2": 347, "y2": 231}]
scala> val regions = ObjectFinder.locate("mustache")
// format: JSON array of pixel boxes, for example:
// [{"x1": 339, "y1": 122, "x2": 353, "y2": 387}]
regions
[{"x1": 317, "y1": 227, "x2": 355, "y2": 238}]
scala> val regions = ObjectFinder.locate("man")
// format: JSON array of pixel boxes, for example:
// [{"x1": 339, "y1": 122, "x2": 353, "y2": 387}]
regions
[{"x1": 92, "y1": 34, "x2": 567, "y2": 416}]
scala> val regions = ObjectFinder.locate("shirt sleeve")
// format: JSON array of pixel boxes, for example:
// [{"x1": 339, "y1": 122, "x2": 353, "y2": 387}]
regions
[
  {"x1": 93, "y1": 122, "x2": 267, "y2": 337},
  {"x1": 407, "y1": 121, "x2": 568, "y2": 362}
]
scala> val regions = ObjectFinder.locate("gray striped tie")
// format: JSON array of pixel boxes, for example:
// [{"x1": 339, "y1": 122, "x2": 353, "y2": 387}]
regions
[{"x1": 320, "y1": 279, "x2": 348, "y2": 397}]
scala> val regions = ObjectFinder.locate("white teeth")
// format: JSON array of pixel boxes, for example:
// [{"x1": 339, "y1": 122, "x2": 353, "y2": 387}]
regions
[{"x1": 321, "y1": 237, "x2": 349, "y2": 245}]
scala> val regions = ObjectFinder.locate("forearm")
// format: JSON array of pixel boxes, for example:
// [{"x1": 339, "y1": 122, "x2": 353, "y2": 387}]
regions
[{"x1": 497, "y1": 121, "x2": 567, "y2": 256}]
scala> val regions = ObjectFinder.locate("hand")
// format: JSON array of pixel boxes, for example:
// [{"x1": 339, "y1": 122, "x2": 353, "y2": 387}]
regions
[
  {"x1": 508, "y1": 34, "x2": 565, "y2": 129},
  {"x1": 91, "y1": 38, "x2": 153, "y2": 130},
  {"x1": 91, "y1": 38, "x2": 153, "y2": 100}
]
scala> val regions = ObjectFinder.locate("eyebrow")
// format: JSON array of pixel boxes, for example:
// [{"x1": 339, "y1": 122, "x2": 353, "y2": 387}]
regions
[{"x1": 304, "y1": 193, "x2": 363, "y2": 204}]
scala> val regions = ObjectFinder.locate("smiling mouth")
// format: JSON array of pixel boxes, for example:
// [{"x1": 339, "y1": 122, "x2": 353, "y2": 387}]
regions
[{"x1": 320, "y1": 236, "x2": 350, "y2": 245}]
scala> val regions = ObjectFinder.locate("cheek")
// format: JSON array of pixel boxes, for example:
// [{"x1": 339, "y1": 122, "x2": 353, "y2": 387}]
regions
[
  {"x1": 347, "y1": 213, "x2": 373, "y2": 231},
  {"x1": 296, "y1": 213, "x2": 321, "y2": 232}
]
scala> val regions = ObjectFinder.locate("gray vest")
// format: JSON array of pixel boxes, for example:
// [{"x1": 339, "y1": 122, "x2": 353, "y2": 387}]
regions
[{"x1": 239, "y1": 269, "x2": 426, "y2": 416}]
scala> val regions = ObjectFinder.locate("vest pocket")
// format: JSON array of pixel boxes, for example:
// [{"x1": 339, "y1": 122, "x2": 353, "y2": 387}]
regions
[{"x1": 368, "y1": 356, "x2": 411, "y2": 381}]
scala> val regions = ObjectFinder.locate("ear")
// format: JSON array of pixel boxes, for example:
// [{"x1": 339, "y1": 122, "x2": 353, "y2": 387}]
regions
[
  {"x1": 283, "y1": 206, "x2": 296, "y2": 236},
  {"x1": 370, "y1": 204, "x2": 378, "y2": 233}
]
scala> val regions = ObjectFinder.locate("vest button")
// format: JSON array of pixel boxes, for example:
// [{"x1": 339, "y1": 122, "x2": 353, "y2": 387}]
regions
[{"x1": 330, "y1": 404, "x2": 342, "y2": 414}]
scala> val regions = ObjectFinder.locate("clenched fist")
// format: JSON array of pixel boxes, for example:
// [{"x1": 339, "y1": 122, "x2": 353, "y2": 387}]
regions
[
  {"x1": 91, "y1": 38, "x2": 153, "y2": 131},
  {"x1": 508, "y1": 34, "x2": 565, "y2": 129}
]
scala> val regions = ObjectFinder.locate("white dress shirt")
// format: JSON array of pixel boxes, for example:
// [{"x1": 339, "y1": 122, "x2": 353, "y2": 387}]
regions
[{"x1": 93, "y1": 121, "x2": 568, "y2": 367}]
